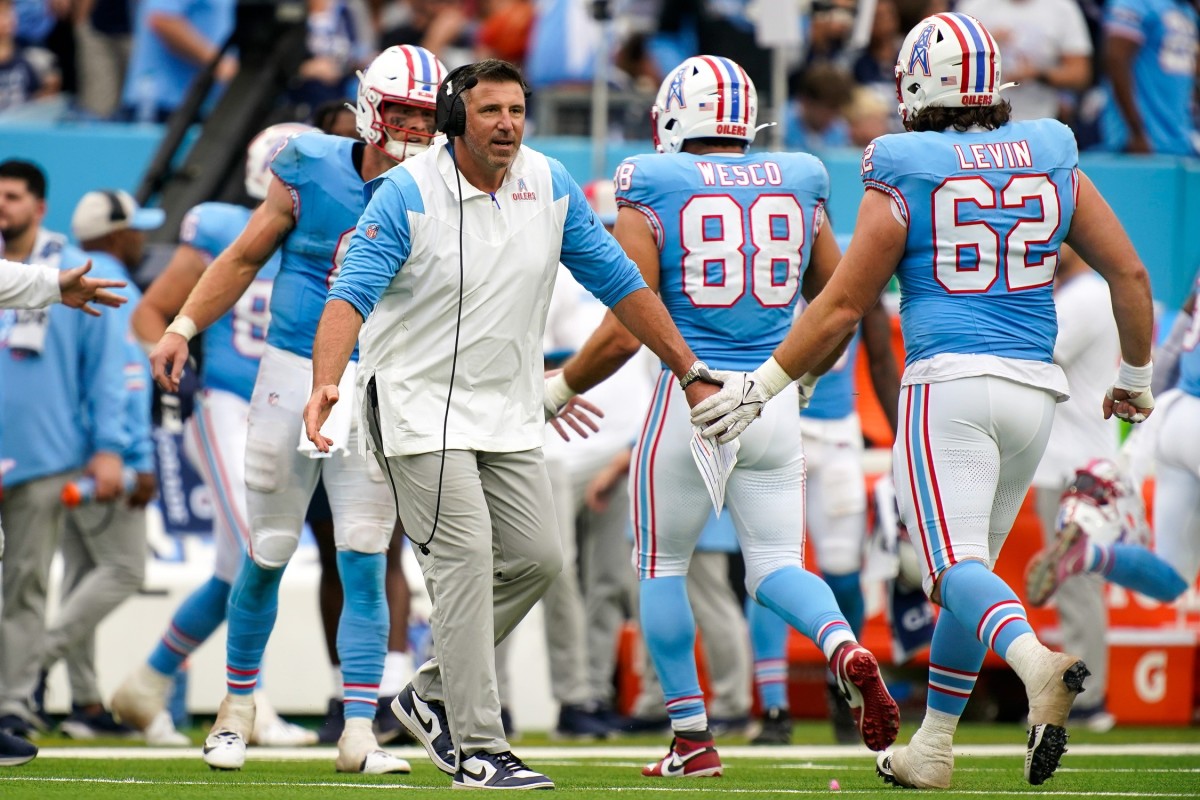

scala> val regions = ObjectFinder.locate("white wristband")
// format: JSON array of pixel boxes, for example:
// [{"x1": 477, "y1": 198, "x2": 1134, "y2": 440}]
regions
[
  {"x1": 753, "y1": 356, "x2": 795, "y2": 400},
  {"x1": 544, "y1": 372, "x2": 577, "y2": 411},
  {"x1": 164, "y1": 315, "x2": 198, "y2": 342},
  {"x1": 1116, "y1": 359, "x2": 1153, "y2": 389}
]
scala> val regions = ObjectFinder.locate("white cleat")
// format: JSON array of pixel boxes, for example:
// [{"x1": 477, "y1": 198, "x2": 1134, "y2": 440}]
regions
[
  {"x1": 202, "y1": 694, "x2": 256, "y2": 771},
  {"x1": 876, "y1": 729, "x2": 954, "y2": 789},
  {"x1": 251, "y1": 691, "x2": 318, "y2": 747},
  {"x1": 336, "y1": 717, "x2": 411, "y2": 775},
  {"x1": 203, "y1": 730, "x2": 247, "y2": 770},
  {"x1": 144, "y1": 710, "x2": 190, "y2": 746},
  {"x1": 111, "y1": 663, "x2": 172, "y2": 732}
]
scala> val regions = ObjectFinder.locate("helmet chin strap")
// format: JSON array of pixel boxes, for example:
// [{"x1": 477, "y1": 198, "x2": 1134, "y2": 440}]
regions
[{"x1": 383, "y1": 136, "x2": 430, "y2": 161}]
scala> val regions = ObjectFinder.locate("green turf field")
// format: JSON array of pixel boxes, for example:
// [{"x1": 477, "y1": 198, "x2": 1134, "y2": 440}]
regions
[{"x1": 2, "y1": 723, "x2": 1198, "y2": 798}]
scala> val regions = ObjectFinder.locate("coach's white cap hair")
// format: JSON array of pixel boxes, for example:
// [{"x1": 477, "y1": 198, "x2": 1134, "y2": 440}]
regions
[{"x1": 72, "y1": 189, "x2": 165, "y2": 243}]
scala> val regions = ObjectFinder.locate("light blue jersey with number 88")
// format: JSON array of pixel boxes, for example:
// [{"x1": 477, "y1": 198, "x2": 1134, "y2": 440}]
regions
[{"x1": 614, "y1": 151, "x2": 829, "y2": 371}]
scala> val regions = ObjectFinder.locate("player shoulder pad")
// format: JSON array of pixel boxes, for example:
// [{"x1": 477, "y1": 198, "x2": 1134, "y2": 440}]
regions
[{"x1": 269, "y1": 130, "x2": 338, "y2": 189}]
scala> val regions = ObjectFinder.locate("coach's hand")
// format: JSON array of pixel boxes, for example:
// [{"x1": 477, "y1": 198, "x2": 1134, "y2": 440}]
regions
[{"x1": 304, "y1": 384, "x2": 339, "y2": 453}]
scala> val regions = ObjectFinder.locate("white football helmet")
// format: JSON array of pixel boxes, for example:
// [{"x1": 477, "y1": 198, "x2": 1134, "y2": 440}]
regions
[
  {"x1": 355, "y1": 44, "x2": 447, "y2": 162},
  {"x1": 245, "y1": 122, "x2": 315, "y2": 201},
  {"x1": 652, "y1": 56, "x2": 758, "y2": 154},
  {"x1": 894, "y1": 13, "x2": 1013, "y2": 123}
]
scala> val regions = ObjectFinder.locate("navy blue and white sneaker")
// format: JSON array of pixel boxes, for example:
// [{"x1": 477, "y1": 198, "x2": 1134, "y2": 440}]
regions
[
  {"x1": 391, "y1": 683, "x2": 455, "y2": 775},
  {"x1": 0, "y1": 730, "x2": 37, "y2": 767},
  {"x1": 454, "y1": 750, "x2": 554, "y2": 790}
]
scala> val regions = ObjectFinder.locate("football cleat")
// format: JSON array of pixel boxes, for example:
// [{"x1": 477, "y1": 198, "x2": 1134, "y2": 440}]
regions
[
  {"x1": 832, "y1": 642, "x2": 901, "y2": 751},
  {"x1": 202, "y1": 694, "x2": 255, "y2": 771},
  {"x1": 454, "y1": 750, "x2": 554, "y2": 790},
  {"x1": 391, "y1": 683, "x2": 455, "y2": 775},
  {"x1": 749, "y1": 707, "x2": 792, "y2": 746},
  {"x1": 144, "y1": 710, "x2": 190, "y2": 746},
  {"x1": 110, "y1": 662, "x2": 172, "y2": 732},
  {"x1": 335, "y1": 718, "x2": 410, "y2": 775},
  {"x1": 250, "y1": 691, "x2": 317, "y2": 747},
  {"x1": 642, "y1": 732, "x2": 723, "y2": 778},
  {"x1": 1025, "y1": 653, "x2": 1089, "y2": 785},
  {"x1": 876, "y1": 730, "x2": 954, "y2": 789}
]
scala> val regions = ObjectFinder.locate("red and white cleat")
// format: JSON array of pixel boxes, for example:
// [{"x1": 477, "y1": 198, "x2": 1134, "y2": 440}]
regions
[
  {"x1": 832, "y1": 642, "x2": 901, "y2": 751},
  {"x1": 642, "y1": 732, "x2": 724, "y2": 778}
]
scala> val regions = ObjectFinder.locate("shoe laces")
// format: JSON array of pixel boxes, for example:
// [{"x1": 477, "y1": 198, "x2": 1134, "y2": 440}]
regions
[{"x1": 493, "y1": 751, "x2": 531, "y2": 771}]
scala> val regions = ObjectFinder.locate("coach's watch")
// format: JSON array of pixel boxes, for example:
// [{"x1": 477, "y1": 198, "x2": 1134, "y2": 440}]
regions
[{"x1": 678, "y1": 360, "x2": 712, "y2": 390}]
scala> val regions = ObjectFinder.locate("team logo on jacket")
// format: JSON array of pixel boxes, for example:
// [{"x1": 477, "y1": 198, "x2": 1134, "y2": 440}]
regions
[
  {"x1": 511, "y1": 177, "x2": 536, "y2": 201},
  {"x1": 365, "y1": 223, "x2": 379, "y2": 239}
]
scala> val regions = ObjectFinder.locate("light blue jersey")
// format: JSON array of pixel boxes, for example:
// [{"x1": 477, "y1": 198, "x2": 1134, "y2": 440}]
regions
[
  {"x1": 268, "y1": 131, "x2": 364, "y2": 360},
  {"x1": 860, "y1": 119, "x2": 1078, "y2": 367},
  {"x1": 180, "y1": 202, "x2": 279, "y2": 400},
  {"x1": 1101, "y1": 0, "x2": 1199, "y2": 156},
  {"x1": 0, "y1": 236, "x2": 129, "y2": 488},
  {"x1": 803, "y1": 332, "x2": 859, "y2": 420},
  {"x1": 1179, "y1": 269, "x2": 1200, "y2": 398},
  {"x1": 615, "y1": 151, "x2": 829, "y2": 371}
]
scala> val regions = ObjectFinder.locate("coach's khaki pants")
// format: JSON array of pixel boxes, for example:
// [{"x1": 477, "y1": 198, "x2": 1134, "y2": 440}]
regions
[{"x1": 378, "y1": 448, "x2": 562, "y2": 757}]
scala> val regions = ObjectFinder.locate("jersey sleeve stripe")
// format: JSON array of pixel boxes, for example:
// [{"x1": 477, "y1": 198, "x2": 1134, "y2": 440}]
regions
[
  {"x1": 617, "y1": 197, "x2": 665, "y2": 250},
  {"x1": 863, "y1": 178, "x2": 910, "y2": 227}
]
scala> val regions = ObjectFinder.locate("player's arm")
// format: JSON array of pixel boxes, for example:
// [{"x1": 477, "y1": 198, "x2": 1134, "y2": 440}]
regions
[
  {"x1": 561, "y1": 205, "x2": 659, "y2": 395},
  {"x1": 861, "y1": 299, "x2": 900, "y2": 435},
  {"x1": 774, "y1": 190, "x2": 903, "y2": 383},
  {"x1": 150, "y1": 178, "x2": 294, "y2": 390},
  {"x1": 800, "y1": 222, "x2": 856, "y2": 380},
  {"x1": 130, "y1": 243, "x2": 206, "y2": 349},
  {"x1": 1064, "y1": 169, "x2": 1155, "y2": 420}
]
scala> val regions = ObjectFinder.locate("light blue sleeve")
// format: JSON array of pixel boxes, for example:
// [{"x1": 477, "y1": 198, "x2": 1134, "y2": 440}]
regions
[
  {"x1": 80, "y1": 293, "x2": 133, "y2": 458},
  {"x1": 122, "y1": 344, "x2": 155, "y2": 473},
  {"x1": 327, "y1": 171, "x2": 422, "y2": 321},
  {"x1": 550, "y1": 159, "x2": 647, "y2": 308}
]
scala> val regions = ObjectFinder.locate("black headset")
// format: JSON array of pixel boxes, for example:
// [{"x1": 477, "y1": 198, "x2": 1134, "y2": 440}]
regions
[{"x1": 435, "y1": 65, "x2": 477, "y2": 139}]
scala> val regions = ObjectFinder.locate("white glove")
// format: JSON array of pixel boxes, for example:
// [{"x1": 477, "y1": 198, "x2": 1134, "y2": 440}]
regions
[
  {"x1": 543, "y1": 372, "x2": 576, "y2": 422},
  {"x1": 1107, "y1": 360, "x2": 1154, "y2": 423},
  {"x1": 690, "y1": 357, "x2": 795, "y2": 444},
  {"x1": 797, "y1": 372, "x2": 820, "y2": 412}
]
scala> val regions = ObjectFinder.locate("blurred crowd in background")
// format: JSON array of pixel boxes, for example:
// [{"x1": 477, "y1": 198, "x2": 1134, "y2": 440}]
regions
[{"x1": 1, "y1": 0, "x2": 1197, "y2": 156}]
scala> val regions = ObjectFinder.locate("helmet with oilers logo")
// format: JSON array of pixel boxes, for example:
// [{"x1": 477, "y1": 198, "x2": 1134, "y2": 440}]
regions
[
  {"x1": 355, "y1": 44, "x2": 448, "y2": 161},
  {"x1": 652, "y1": 56, "x2": 759, "y2": 154},
  {"x1": 894, "y1": 13, "x2": 1014, "y2": 124},
  {"x1": 245, "y1": 122, "x2": 315, "y2": 200}
]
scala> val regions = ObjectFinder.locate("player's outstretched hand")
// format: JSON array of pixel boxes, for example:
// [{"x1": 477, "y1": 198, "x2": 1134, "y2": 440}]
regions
[
  {"x1": 304, "y1": 384, "x2": 340, "y2": 453},
  {"x1": 1104, "y1": 385, "x2": 1154, "y2": 423},
  {"x1": 58, "y1": 260, "x2": 127, "y2": 316},
  {"x1": 690, "y1": 370, "x2": 768, "y2": 444},
  {"x1": 149, "y1": 333, "x2": 192, "y2": 392},
  {"x1": 550, "y1": 395, "x2": 604, "y2": 441}
]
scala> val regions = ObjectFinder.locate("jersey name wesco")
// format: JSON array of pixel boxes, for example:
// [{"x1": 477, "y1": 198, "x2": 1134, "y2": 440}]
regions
[{"x1": 695, "y1": 161, "x2": 783, "y2": 187}]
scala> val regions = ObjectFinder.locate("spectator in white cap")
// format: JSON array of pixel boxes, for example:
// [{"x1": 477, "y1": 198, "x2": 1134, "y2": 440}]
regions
[{"x1": 72, "y1": 189, "x2": 166, "y2": 252}]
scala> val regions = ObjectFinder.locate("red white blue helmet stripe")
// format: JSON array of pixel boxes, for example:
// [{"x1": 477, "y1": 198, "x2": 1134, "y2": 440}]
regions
[
  {"x1": 698, "y1": 55, "x2": 752, "y2": 125},
  {"x1": 934, "y1": 12, "x2": 997, "y2": 94},
  {"x1": 397, "y1": 43, "x2": 444, "y2": 95}
]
